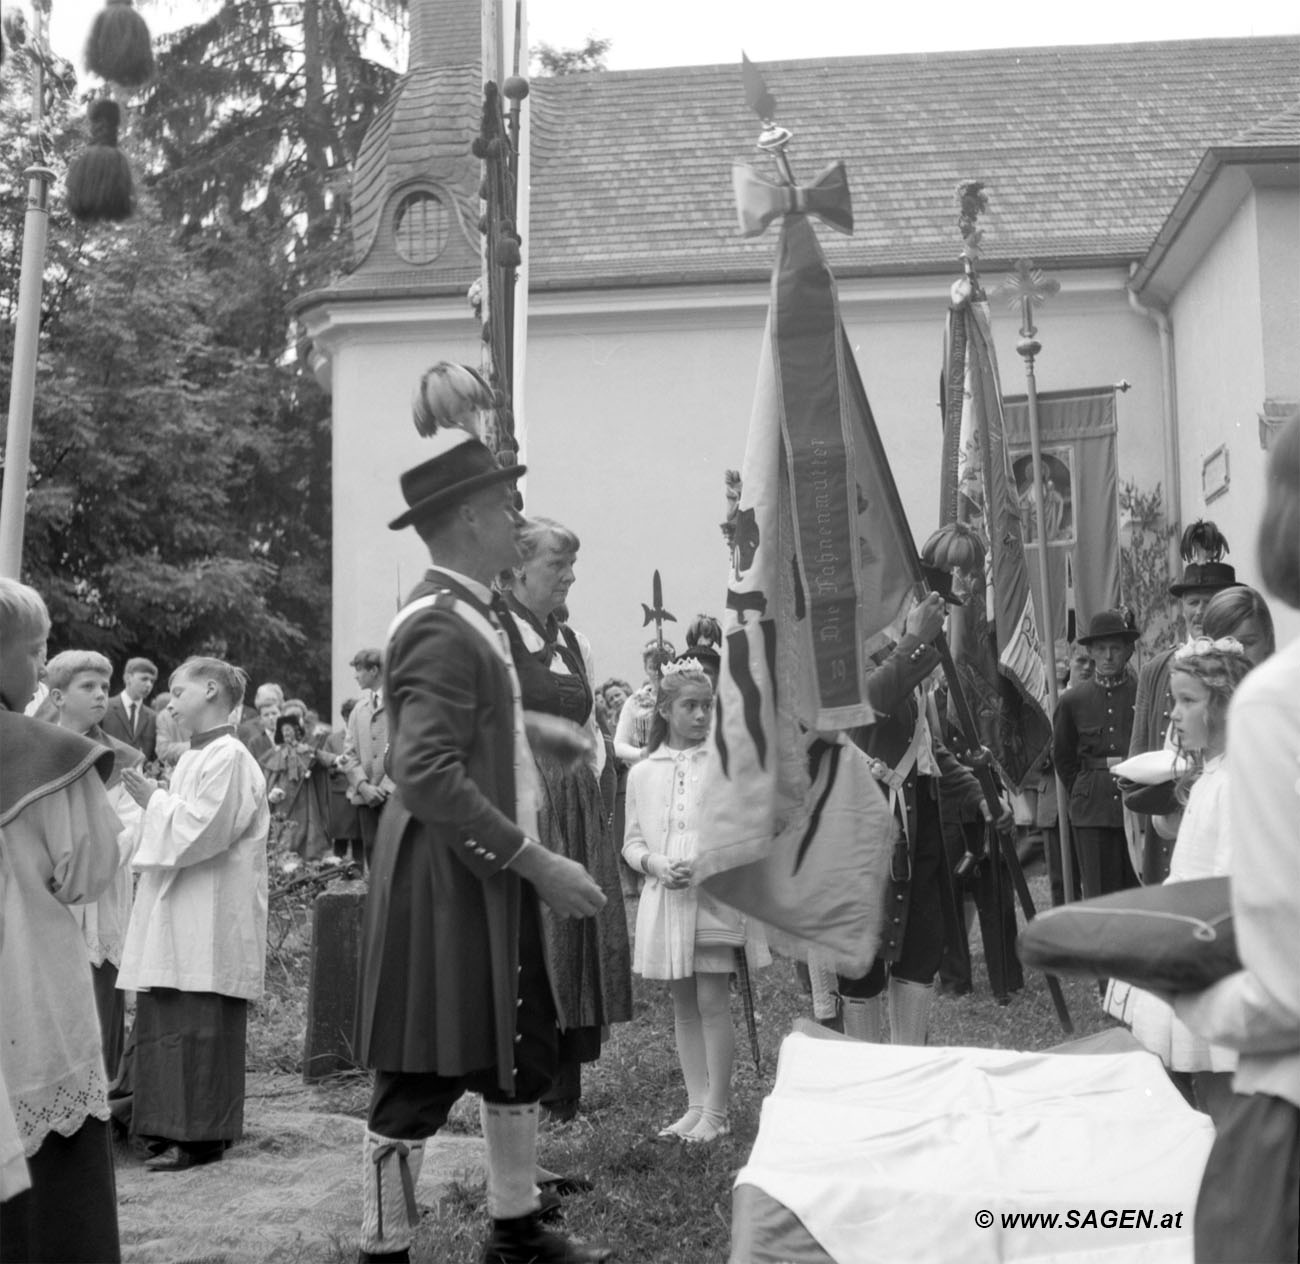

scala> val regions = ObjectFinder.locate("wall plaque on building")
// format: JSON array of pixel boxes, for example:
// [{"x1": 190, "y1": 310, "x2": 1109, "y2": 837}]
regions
[{"x1": 1202, "y1": 444, "x2": 1230, "y2": 503}]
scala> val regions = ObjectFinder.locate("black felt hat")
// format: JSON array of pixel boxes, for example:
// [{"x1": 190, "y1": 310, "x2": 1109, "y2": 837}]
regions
[
  {"x1": 1169, "y1": 561, "x2": 1237, "y2": 597},
  {"x1": 389, "y1": 432, "x2": 525, "y2": 531},
  {"x1": 1076, "y1": 609, "x2": 1140, "y2": 646}
]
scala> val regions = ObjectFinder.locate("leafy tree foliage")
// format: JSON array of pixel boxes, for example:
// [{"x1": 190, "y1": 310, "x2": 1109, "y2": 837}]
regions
[
  {"x1": 0, "y1": 2, "x2": 400, "y2": 705},
  {"x1": 531, "y1": 36, "x2": 611, "y2": 77}
]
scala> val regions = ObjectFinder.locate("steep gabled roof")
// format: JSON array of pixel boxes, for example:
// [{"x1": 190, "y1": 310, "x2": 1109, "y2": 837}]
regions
[{"x1": 521, "y1": 37, "x2": 1300, "y2": 290}]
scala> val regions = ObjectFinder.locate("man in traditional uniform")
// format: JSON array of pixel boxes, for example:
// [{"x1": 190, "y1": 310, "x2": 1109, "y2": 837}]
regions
[
  {"x1": 1127, "y1": 522, "x2": 1235, "y2": 882},
  {"x1": 834, "y1": 591, "x2": 1002, "y2": 1045},
  {"x1": 354, "y1": 429, "x2": 611, "y2": 1264},
  {"x1": 1053, "y1": 609, "x2": 1140, "y2": 899}
]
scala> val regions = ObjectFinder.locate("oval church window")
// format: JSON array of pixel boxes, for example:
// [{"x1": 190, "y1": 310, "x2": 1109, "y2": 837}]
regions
[{"x1": 393, "y1": 191, "x2": 448, "y2": 265}]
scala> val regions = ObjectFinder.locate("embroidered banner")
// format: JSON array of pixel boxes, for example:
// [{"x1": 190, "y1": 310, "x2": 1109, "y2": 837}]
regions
[
  {"x1": 695, "y1": 214, "x2": 904, "y2": 972},
  {"x1": 938, "y1": 284, "x2": 1053, "y2": 790}
]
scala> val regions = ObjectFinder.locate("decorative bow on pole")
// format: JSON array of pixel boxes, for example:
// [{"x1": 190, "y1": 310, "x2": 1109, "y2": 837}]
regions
[
  {"x1": 732, "y1": 53, "x2": 854, "y2": 238},
  {"x1": 733, "y1": 162, "x2": 853, "y2": 238}
]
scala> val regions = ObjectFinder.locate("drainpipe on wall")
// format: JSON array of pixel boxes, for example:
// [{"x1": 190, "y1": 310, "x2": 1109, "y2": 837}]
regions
[{"x1": 1127, "y1": 264, "x2": 1182, "y2": 580}]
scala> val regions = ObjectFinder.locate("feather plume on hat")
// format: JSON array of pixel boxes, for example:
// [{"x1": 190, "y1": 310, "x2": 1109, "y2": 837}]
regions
[
  {"x1": 1180, "y1": 520, "x2": 1229, "y2": 565},
  {"x1": 412, "y1": 362, "x2": 494, "y2": 437}
]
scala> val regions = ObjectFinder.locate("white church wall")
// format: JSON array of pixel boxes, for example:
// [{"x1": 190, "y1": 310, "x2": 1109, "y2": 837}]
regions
[
  {"x1": 1170, "y1": 187, "x2": 1300, "y2": 646},
  {"x1": 316, "y1": 267, "x2": 1166, "y2": 708},
  {"x1": 521, "y1": 268, "x2": 1163, "y2": 684}
]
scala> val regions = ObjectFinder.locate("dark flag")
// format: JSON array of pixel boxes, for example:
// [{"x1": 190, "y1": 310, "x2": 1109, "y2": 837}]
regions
[{"x1": 937, "y1": 276, "x2": 1053, "y2": 789}]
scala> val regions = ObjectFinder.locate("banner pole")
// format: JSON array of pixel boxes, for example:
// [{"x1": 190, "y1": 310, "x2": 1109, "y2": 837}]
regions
[
  {"x1": 842, "y1": 326, "x2": 1072, "y2": 1032},
  {"x1": 0, "y1": 8, "x2": 52, "y2": 579},
  {"x1": 1013, "y1": 278, "x2": 1076, "y2": 906}
]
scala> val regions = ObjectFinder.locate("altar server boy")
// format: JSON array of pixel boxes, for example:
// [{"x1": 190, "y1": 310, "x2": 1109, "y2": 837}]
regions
[
  {"x1": 45, "y1": 649, "x2": 144, "y2": 1081},
  {"x1": 118, "y1": 657, "x2": 269, "y2": 1171},
  {"x1": 0, "y1": 579, "x2": 123, "y2": 1261}
]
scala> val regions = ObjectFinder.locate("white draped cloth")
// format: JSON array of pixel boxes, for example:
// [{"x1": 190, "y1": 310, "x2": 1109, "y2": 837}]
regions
[{"x1": 734, "y1": 1033, "x2": 1213, "y2": 1263}]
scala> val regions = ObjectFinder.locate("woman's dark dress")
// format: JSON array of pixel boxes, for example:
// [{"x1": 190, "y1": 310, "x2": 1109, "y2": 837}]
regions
[{"x1": 500, "y1": 599, "x2": 632, "y2": 1092}]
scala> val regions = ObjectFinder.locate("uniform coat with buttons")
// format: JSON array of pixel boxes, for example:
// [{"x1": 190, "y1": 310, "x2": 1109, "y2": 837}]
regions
[
  {"x1": 1128, "y1": 647, "x2": 1179, "y2": 882},
  {"x1": 354, "y1": 574, "x2": 555, "y2": 1093},
  {"x1": 851, "y1": 632, "x2": 984, "y2": 965},
  {"x1": 1053, "y1": 674, "x2": 1137, "y2": 828}
]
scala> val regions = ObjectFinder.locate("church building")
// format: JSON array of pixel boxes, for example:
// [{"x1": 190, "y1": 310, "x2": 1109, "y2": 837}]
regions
[{"x1": 295, "y1": 1, "x2": 1300, "y2": 702}]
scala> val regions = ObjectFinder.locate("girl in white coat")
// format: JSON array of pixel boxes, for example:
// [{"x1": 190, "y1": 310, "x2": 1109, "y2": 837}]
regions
[
  {"x1": 1106, "y1": 639, "x2": 1253, "y2": 1124},
  {"x1": 622, "y1": 661, "x2": 738, "y2": 1144}
]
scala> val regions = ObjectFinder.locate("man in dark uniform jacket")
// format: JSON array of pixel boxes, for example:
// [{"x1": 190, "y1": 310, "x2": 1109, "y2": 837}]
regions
[
  {"x1": 835, "y1": 591, "x2": 1004, "y2": 1045},
  {"x1": 1053, "y1": 610, "x2": 1140, "y2": 899},
  {"x1": 1127, "y1": 525, "x2": 1236, "y2": 882},
  {"x1": 354, "y1": 431, "x2": 611, "y2": 1264}
]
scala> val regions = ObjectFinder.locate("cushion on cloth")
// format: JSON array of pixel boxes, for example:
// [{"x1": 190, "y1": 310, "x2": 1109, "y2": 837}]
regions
[{"x1": 1018, "y1": 876, "x2": 1239, "y2": 993}]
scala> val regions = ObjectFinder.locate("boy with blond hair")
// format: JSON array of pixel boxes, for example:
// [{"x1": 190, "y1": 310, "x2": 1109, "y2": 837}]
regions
[
  {"x1": 0, "y1": 579, "x2": 123, "y2": 1261},
  {"x1": 118, "y1": 657, "x2": 269, "y2": 1171},
  {"x1": 45, "y1": 650, "x2": 144, "y2": 1082}
]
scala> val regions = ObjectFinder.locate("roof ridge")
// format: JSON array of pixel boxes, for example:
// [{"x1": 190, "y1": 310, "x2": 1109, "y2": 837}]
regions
[{"x1": 529, "y1": 33, "x2": 1300, "y2": 82}]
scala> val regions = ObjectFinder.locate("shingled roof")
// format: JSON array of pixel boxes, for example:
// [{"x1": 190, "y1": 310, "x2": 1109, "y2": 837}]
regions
[
  {"x1": 1231, "y1": 97, "x2": 1300, "y2": 145},
  {"x1": 519, "y1": 37, "x2": 1300, "y2": 291}
]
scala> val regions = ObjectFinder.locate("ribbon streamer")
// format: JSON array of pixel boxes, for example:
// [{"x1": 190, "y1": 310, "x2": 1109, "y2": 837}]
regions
[{"x1": 372, "y1": 1141, "x2": 419, "y2": 1242}]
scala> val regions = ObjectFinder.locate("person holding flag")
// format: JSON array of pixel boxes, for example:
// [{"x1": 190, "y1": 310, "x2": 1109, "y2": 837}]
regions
[
  {"x1": 833, "y1": 593, "x2": 1006, "y2": 1043},
  {"x1": 694, "y1": 62, "x2": 1059, "y2": 1042}
]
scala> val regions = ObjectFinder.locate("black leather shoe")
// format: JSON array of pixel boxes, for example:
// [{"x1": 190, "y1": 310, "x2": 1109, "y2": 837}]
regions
[
  {"x1": 539, "y1": 1098, "x2": 580, "y2": 1124},
  {"x1": 482, "y1": 1213, "x2": 613, "y2": 1263},
  {"x1": 144, "y1": 1144, "x2": 223, "y2": 1172},
  {"x1": 537, "y1": 1173, "x2": 594, "y2": 1196}
]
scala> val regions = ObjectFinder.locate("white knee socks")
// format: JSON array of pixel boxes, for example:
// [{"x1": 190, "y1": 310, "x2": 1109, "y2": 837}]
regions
[
  {"x1": 807, "y1": 951, "x2": 840, "y2": 1022},
  {"x1": 840, "y1": 994, "x2": 885, "y2": 1042},
  {"x1": 667, "y1": 1014, "x2": 707, "y2": 1135},
  {"x1": 359, "y1": 1129, "x2": 426, "y2": 1255},
  {"x1": 699, "y1": 1002, "x2": 735, "y2": 1119},
  {"x1": 888, "y1": 977, "x2": 934, "y2": 1046},
  {"x1": 480, "y1": 1100, "x2": 541, "y2": 1220}
]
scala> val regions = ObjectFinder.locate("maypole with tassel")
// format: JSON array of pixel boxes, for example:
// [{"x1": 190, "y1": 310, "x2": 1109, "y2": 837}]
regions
[
  {"x1": 472, "y1": 0, "x2": 528, "y2": 472},
  {"x1": 0, "y1": 0, "x2": 149, "y2": 578},
  {"x1": 0, "y1": 1, "x2": 54, "y2": 578}
]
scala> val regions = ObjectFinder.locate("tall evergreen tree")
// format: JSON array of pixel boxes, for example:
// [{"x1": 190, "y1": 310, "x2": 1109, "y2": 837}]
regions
[{"x1": 0, "y1": 3, "x2": 401, "y2": 703}]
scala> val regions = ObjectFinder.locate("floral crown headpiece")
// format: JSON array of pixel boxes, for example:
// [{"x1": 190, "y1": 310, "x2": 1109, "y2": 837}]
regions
[
  {"x1": 1173, "y1": 636, "x2": 1245, "y2": 662},
  {"x1": 660, "y1": 657, "x2": 708, "y2": 679}
]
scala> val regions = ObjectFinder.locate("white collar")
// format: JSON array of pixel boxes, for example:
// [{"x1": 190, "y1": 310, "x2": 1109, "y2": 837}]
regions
[
  {"x1": 646, "y1": 742, "x2": 709, "y2": 762},
  {"x1": 428, "y1": 565, "x2": 493, "y2": 605}
]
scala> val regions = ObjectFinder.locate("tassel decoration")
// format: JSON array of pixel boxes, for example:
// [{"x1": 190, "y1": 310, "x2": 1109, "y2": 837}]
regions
[
  {"x1": 85, "y1": 0, "x2": 154, "y2": 89},
  {"x1": 66, "y1": 100, "x2": 135, "y2": 223},
  {"x1": 412, "y1": 362, "x2": 493, "y2": 437}
]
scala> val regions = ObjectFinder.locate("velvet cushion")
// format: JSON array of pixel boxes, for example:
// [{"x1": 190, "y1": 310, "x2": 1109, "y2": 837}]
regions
[{"x1": 1018, "y1": 877, "x2": 1239, "y2": 993}]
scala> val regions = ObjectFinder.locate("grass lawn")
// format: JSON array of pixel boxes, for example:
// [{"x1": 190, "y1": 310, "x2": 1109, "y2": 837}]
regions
[{"x1": 251, "y1": 871, "x2": 1112, "y2": 1263}]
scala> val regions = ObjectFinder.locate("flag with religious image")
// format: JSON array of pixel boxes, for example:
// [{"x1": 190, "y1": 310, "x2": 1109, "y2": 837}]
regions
[
  {"x1": 693, "y1": 182, "x2": 909, "y2": 973},
  {"x1": 936, "y1": 246, "x2": 1052, "y2": 790}
]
